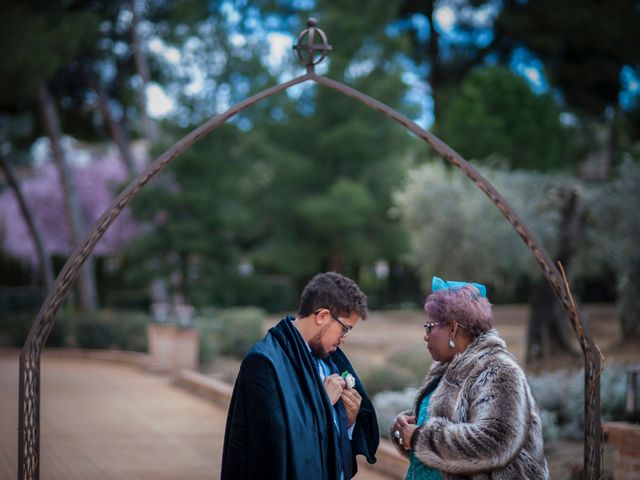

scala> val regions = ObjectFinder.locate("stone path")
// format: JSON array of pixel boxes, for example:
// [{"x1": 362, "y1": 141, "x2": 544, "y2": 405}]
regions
[{"x1": 0, "y1": 351, "x2": 390, "y2": 480}]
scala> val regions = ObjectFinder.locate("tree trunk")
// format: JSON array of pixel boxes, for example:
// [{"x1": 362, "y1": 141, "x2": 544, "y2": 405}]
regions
[
  {"x1": 619, "y1": 260, "x2": 640, "y2": 340},
  {"x1": 130, "y1": 0, "x2": 158, "y2": 142},
  {"x1": 602, "y1": 103, "x2": 619, "y2": 180},
  {"x1": 82, "y1": 61, "x2": 136, "y2": 174},
  {"x1": 425, "y1": 1, "x2": 441, "y2": 122},
  {"x1": 526, "y1": 187, "x2": 584, "y2": 363},
  {"x1": 0, "y1": 152, "x2": 54, "y2": 288},
  {"x1": 329, "y1": 251, "x2": 343, "y2": 273},
  {"x1": 526, "y1": 280, "x2": 576, "y2": 362},
  {"x1": 37, "y1": 83, "x2": 98, "y2": 311}
]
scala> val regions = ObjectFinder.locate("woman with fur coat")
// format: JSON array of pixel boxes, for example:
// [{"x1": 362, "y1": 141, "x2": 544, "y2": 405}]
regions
[{"x1": 391, "y1": 277, "x2": 549, "y2": 480}]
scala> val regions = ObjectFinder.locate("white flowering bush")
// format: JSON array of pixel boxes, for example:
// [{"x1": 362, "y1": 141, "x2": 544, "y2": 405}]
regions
[
  {"x1": 527, "y1": 369, "x2": 572, "y2": 414},
  {"x1": 539, "y1": 409, "x2": 561, "y2": 443},
  {"x1": 528, "y1": 362, "x2": 628, "y2": 439},
  {"x1": 373, "y1": 387, "x2": 417, "y2": 438},
  {"x1": 372, "y1": 363, "x2": 628, "y2": 442}
]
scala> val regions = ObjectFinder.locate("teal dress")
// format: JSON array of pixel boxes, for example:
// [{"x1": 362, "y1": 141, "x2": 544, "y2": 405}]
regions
[{"x1": 405, "y1": 386, "x2": 443, "y2": 480}]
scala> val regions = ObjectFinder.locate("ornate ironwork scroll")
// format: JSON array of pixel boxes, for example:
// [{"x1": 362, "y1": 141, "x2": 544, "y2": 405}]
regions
[{"x1": 19, "y1": 18, "x2": 603, "y2": 480}]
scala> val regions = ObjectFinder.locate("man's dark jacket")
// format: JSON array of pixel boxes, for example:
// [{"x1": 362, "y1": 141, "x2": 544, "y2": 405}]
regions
[{"x1": 221, "y1": 316, "x2": 379, "y2": 479}]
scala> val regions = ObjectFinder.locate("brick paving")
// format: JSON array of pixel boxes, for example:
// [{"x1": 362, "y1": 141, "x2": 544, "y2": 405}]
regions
[
  {"x1": 0, "y1": 351, "x2": 390, "y2": 480},
  {"x1": 1, "y1": 351, "x2": 226, "y2": 479}
]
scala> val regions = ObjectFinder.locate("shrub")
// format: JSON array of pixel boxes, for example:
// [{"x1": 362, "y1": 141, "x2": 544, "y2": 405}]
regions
[
  {"x1": 528, "y1": 370, "x2": 573, "y2": 419},
  {"x1": 1, "y1": 311, "x2": 68, "y2": 347},
  {"x1": 372, "y1": 388, "x2": 417, "y2": 438},
  {"x1": 539, "y1": 409, "x2": 561, "y2": 443},
  {"x1": 387, "y1": 348, "x2": 430, "y2": 385},
  {"x1": 1, "y1": 309, "x2": 149, "y2": 351},
  {"x1": 63, "y1": 310, "x2": 149, "y2": 352},
  {"x1": 0, "y1": 287, "x2": 46, "y2": 315},
  {"x1": 528, "y1": 362, "x2": 628, "y2": 440},
  {"x1": 361, "y1": 364, "x2": 418, "y2": 398},
  {"x1": 76, "y1": 318, "x2": 114, "y2": 349},
  {"x1": 198, "y1": 306, "x2": 266, "y2": 359},
  {"x1": 197, "y1": 318, "x2": 220, "y2": 365},
  {"x1": 369, "y1": 362, "x2": 629, "y2": 443}
]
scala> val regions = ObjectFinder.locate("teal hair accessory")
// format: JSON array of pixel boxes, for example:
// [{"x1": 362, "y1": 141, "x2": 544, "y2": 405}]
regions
[{"x1": 432, "y1": 276, "x2": 487, "y2": 298}]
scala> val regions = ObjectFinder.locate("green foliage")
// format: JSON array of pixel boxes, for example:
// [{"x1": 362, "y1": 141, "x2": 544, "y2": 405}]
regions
[
  {"x1": 438, "y1": 66, "x2": 575, "y2": 171},
  {"x1": 1, "y1": 311, "x2": 67, "y2": 348},
  {"x1": 363, "y1": 347, "x2": 429, "y2": 399},
  {"x1": 361, "y1": 363, "x2": 419, "y2": 398},
  {"x1": 198, "y1": 306, "x2": 266, "y2": 360},
  {"x1": 0, "y1": 308, "x2": 149, "y2": 351},
  {"x1": 246, "y1": 0, "x2": 418, "y2": 285},
  {"x1": 0, "y1": 287, "x2": 45, "y2": 314},
  {"x1": 497, "y1": 0, "x2": 640, "y2": 116},
  {"x1": 68, "y1": 310, "x2": 149, "y2": 351},
  {"x1": 125, "y1": 123, "x2": 271, "y2": 307},
  {"x1": 387, "y1": 348, "x2": 430, "y2": 383},
  {"x1": 586, "y1": 158, "x2": 640, "y2": 336},
  {"x1": 197, "y1": 322, "x2": 218, "y2": 366},
  {"x1": 393, "y1": 160, "x2": 569, "y2": 298},
  {"x1": 296, "y1": 178, "x2": 378, "y2": 265},
  {"x1": 0, "y1": 1, "x2": 100, "y2": 105},
  {"x1": 123, "y1": 0, "x2": 420, "y2": 306}
]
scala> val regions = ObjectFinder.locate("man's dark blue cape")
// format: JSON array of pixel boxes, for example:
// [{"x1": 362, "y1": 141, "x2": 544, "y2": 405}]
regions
[{"x1": 221, "y1": 316, "x2": 379, "y2": 479}]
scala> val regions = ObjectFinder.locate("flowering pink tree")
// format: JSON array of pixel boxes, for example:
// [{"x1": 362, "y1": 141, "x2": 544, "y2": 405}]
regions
[{"x1": 0, "y1": 150, "x2": 139, "y2": 271}]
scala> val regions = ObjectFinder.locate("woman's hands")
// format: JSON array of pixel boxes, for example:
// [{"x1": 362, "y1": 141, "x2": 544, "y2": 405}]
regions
[{"x1": 393, "y1": 414, "x2": 417, "y2": 450}]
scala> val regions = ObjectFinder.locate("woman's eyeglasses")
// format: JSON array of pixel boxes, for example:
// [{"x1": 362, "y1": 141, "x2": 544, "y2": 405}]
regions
[{"x1": 423, "y1": 321, "x2": 447, "y2": 335}]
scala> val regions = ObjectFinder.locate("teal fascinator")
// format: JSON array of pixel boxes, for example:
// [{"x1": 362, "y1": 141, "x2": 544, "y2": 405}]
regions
[{"x1": 431, "y1": 276, "x2": 487, "y2": 298}]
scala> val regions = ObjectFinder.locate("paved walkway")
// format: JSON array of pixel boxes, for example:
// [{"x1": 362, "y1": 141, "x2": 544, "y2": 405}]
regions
[{"x1": 0, "y1": 351, "x2": 390, "y2": 480}]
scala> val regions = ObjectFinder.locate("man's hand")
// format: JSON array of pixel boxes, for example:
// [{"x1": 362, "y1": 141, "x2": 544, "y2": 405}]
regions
[
  {"x1": 323, "y1": 374, "x2": 346, "y2": 405},
  {"x1": 340, "y1": 388, "x2": 362, "y2": 427}
]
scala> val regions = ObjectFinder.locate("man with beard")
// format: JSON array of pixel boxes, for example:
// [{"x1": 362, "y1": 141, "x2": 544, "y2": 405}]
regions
[{"x1": 221, "y1": 272, "x2": 379, "y2": 479}]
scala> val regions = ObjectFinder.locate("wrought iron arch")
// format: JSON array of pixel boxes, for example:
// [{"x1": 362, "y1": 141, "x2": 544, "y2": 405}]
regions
[{"x1": 19, "y1": 18, "x2": 603, "y2": 480}]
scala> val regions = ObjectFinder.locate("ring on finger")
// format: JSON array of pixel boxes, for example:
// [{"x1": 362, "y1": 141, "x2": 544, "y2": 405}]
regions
[{"x1": 393, "y1": 430, "x2": 401, "y2": 440}]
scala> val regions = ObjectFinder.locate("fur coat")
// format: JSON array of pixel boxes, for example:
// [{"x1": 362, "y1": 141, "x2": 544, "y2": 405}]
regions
[{"x1": 391, "y1": 330, "x2": 549, "y2": 479}]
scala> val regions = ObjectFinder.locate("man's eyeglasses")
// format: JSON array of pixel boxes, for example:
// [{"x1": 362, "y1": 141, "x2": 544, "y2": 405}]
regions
[
  {"x1": 315, "y1": 309, "x2": 353, "y2": 337},
  {"x1": 423, "y1": 321, "x2": 447, "y2": 335}
]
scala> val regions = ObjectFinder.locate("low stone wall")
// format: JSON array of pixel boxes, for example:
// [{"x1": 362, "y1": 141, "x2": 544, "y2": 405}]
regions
[
  {"x1": 605, "y1": 421, "x2": 640, "y2": 480},
  {"x1": 174, "y1": 369, "x2": 234, "y2": 408},
  {"x1": 41, "y1": 348, "x2": 149, "y2": 367},
  {"x1": 147, "y1": 324, "x2": 199, "y2": 373}
]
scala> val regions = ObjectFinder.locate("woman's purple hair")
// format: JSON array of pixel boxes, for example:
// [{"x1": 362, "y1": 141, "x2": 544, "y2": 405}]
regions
[{"x1": 424, "y1": 284, "x2": 493, "y2": 338}]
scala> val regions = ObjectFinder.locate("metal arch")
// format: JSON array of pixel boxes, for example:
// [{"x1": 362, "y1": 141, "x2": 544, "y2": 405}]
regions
[
  {"x1": 17, "y1": 72, "x2": 312, "y2": 479},
  {"x1": 312, "y1": 72, "x2": 603, "y2": 478},
  {"x1": 19, "y1": 50, "x2": 603, "y2": 480}
]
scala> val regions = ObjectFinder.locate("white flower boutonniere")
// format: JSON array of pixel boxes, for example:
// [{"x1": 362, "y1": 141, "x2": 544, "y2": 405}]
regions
[{"x1": 341, "y1": 370, "x2": 356, "y2": 389}]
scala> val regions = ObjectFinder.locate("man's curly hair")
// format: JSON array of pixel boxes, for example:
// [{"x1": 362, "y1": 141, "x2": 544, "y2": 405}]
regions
[{"x1": 298, "y1": 272, "x2": 368, "y2": 320}]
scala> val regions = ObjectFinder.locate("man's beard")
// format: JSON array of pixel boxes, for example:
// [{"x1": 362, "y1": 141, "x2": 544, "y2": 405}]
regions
[{"x1": 309, "y1": 325, "x2": 331, "y2": 359}]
